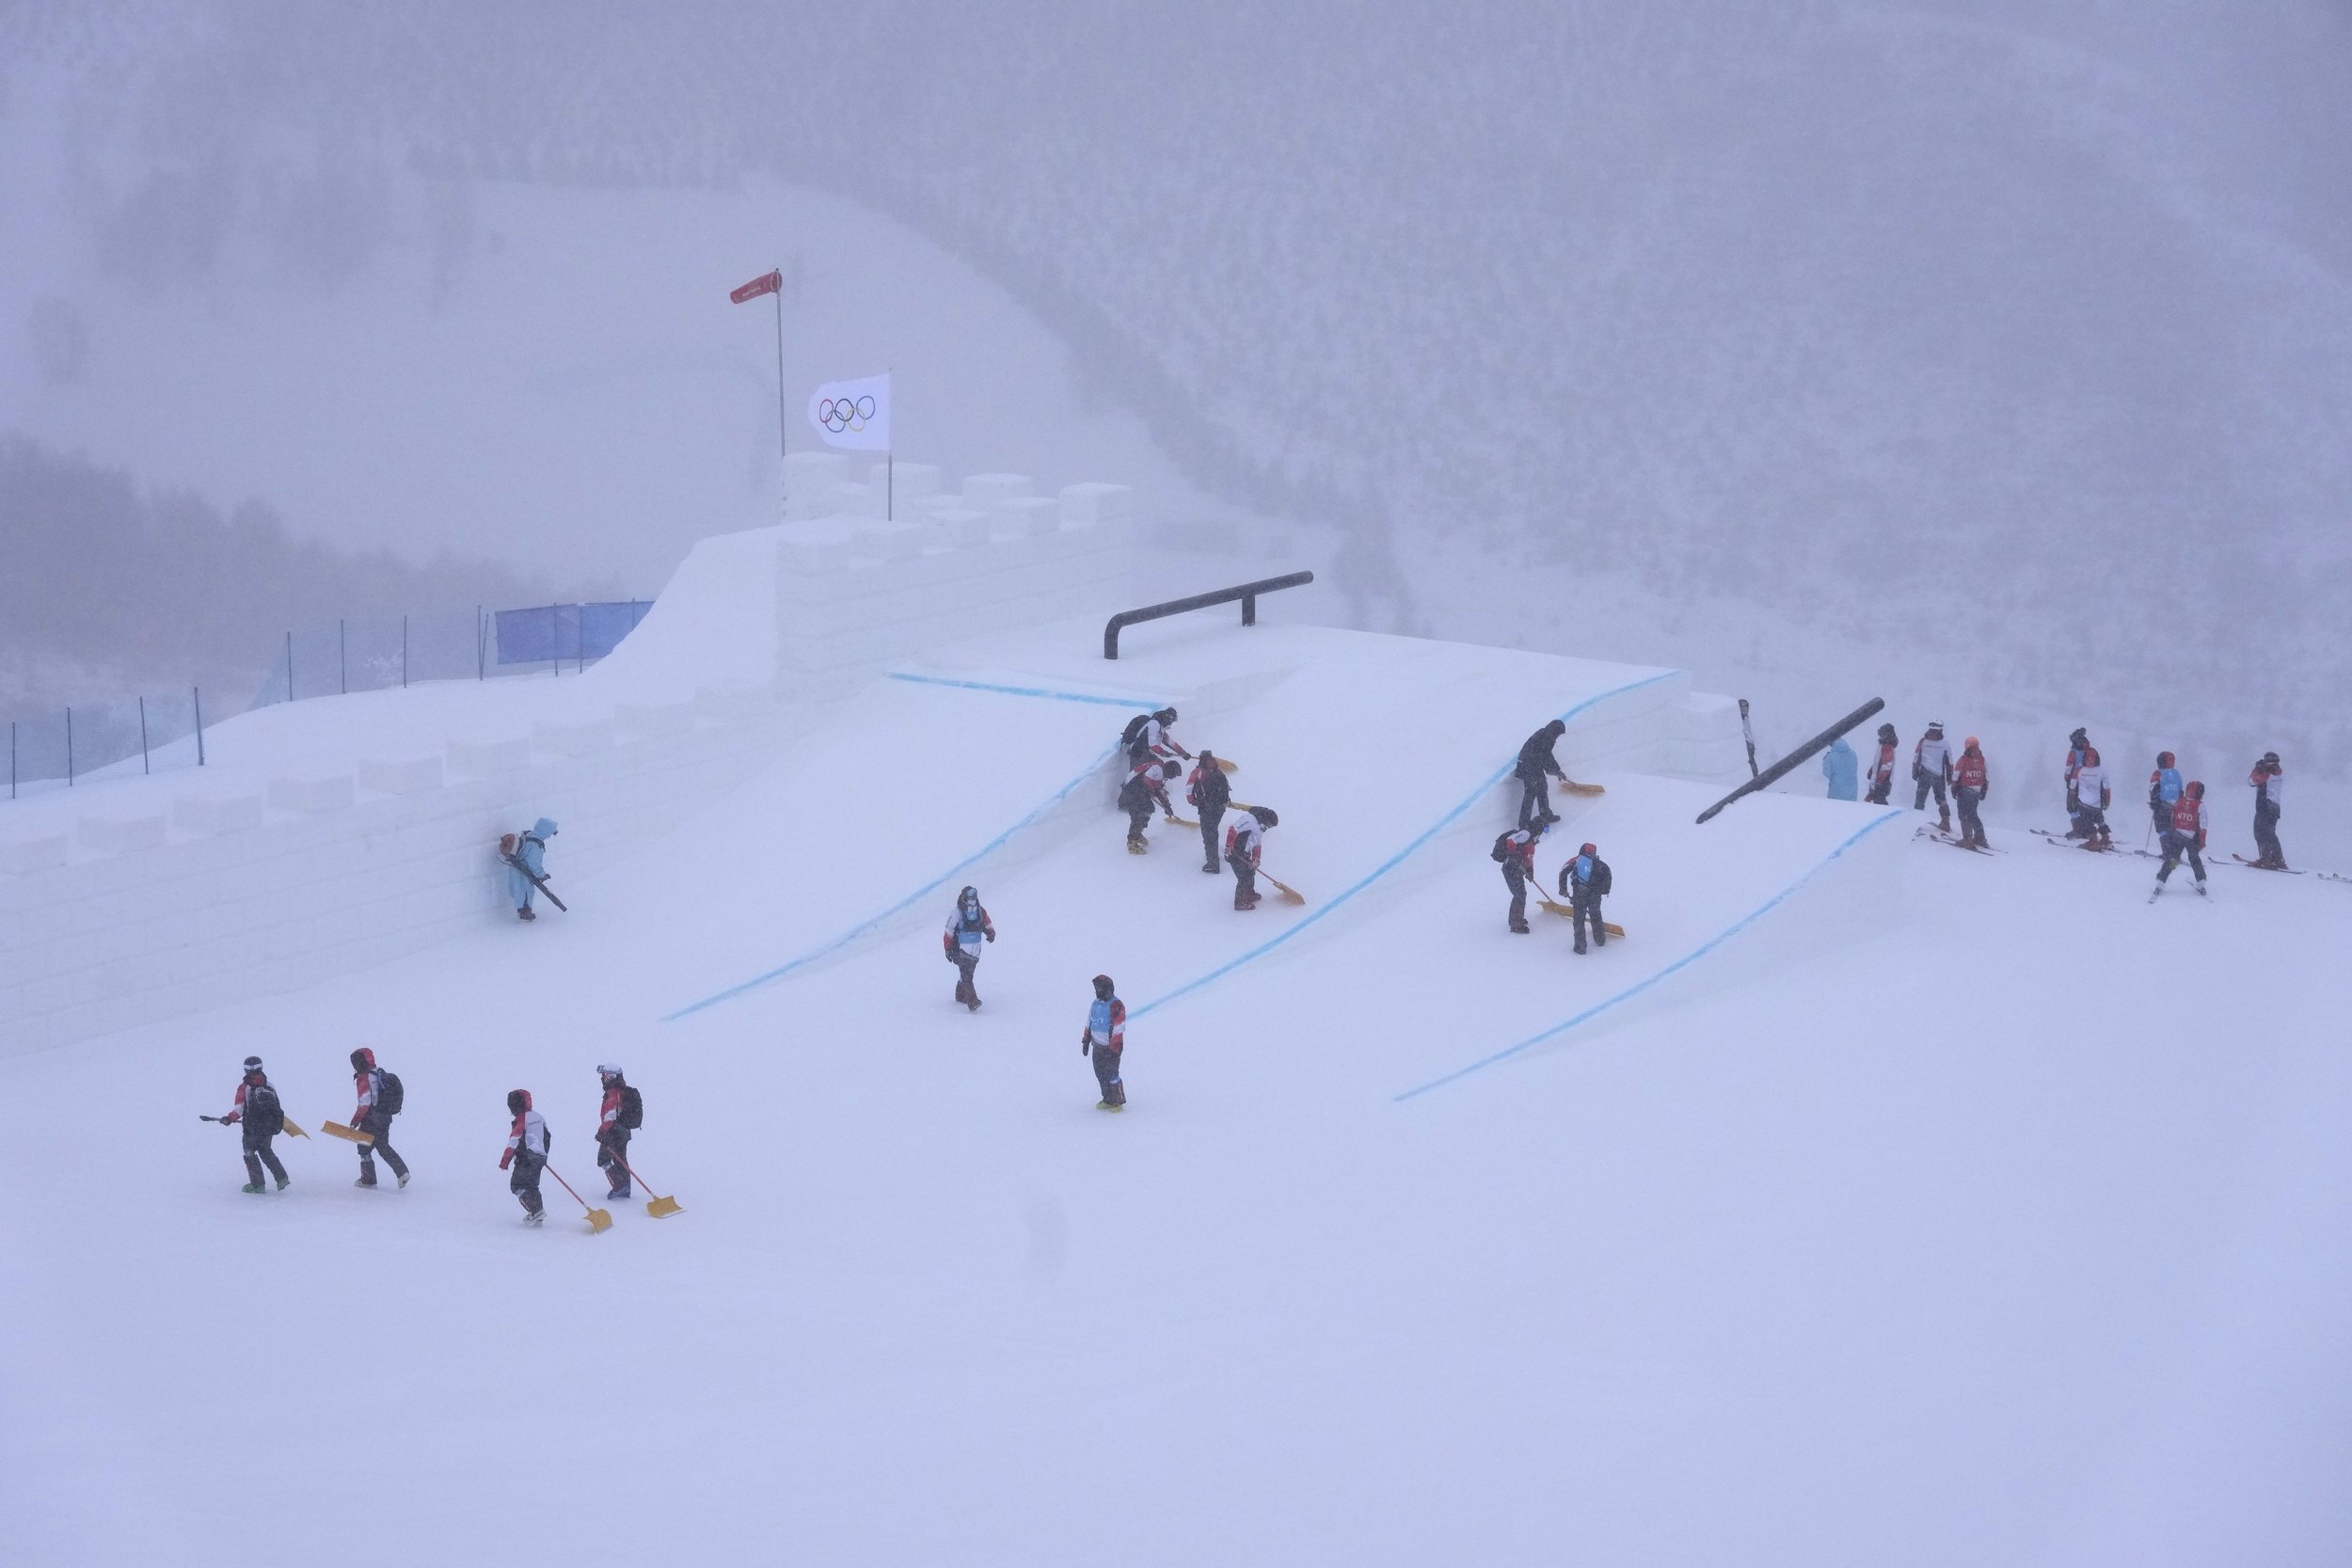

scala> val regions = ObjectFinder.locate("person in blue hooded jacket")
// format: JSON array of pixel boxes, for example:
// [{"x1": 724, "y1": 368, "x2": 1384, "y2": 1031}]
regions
[
  {"x1": 1821, "y1": 736, "x2": 1858, "y2": 801},
  {"x1": 505, "y1": 816, "x2": 558, "y2": 922}
]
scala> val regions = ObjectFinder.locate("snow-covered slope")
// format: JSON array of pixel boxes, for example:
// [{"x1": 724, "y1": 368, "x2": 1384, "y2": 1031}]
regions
[{"x1": 4, "y1": 580, "x2": 2345, "y2": 1565}]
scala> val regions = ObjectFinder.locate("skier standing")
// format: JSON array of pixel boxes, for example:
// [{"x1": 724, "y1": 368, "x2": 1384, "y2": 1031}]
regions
[
  {"x1": 1493, "y1": 819, "x2": 1543, "y2": 934},
  {"x1": 505, "y1": 816, "x2": 559, "y2": 922},
  {"x1": 1865, "y1": 722, "x2": 1899, "y2": 806},
  {"x1": 942, "y1": 885, "x2": 995, "y2": 1009},
  {"x1": 1225, "y1": 804, "x2": 1278, "y2": 911},
  {"x1": 2074, "y1": 748, "x2": 2113, "y2": 849},
  {"x1": 219, "y1": 1054, "x2": 290, "y2": 1195},
  {"x1": 1080, "y1": 974, "x2": 1126, "y2": 1111},
  {"x1": 1119, "y1": 760, "x2": 1177, "y2": 853},
  {"x1": 2249, "y1": 752, "x2": 2287, "y2": 868},
  {"x1": 595, "y1": 1064, "x2": 637, "y2": 1201},
  {"x1": 1953, "y1": 736, "x2": 1992, "y2": 848},
  {"x1": 2063, "y1": 729, "x2": 2092, "y2": 837},
  {"x1": 2152, "y1": 781, "x2": 2211, "y2": 898},
  {"x1": 1821, "y1": 735, "x2": 1858, "y2": 801},
  {"x1": 1514, "y1": 720, "x2": 1568, "y2": 829},
  {"x1": 1913, "y1": 722, "x2": 1955, "y2": 832},
  {"x1": 1556, "y1": 842, "x2": 1613, "y2": 955},
  {"x1": 1187, "y1": 752, "x2": 1232, "y2": 874},
  {"x1": 499, "y1": 1089, "x2": 549, "y2": 1226},
  {"x1": 347, "y1": 1047, "x2": 409, "y2": 1189},
  {"x1": 2147, "y1": 753, "x2": 2183, "y2": 843}
]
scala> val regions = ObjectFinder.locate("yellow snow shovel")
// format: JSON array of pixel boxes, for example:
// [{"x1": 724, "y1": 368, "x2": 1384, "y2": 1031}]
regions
[
  {"x1": 322, "y1": 1120, "x2": 374, "y2": 1146},
  {"x1": 1261, "y1": 870, "x2": 1308, "y2": 906},
  {"x1": 280, "y1": 1117, "x2": 310, "y2": 1139},
  {"x1": 545, "y1": 1164, "x2": 613, "y2": 1234},
  {"x1": 1558, "y1": 779, "x2": 1606, "y2": 796},
  {"x1": 616, "y1": 1154, "x2": 683, "y2": 1219},
  {"x1": 1538, "y1": 898, "x2": 1624, "y2": 937},
  {"x1": 1164, "y1": 813, "x2": 1199, "y2": 829}
]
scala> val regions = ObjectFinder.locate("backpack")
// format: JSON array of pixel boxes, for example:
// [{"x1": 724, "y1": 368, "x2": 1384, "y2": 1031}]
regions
[
  {"x1": 1490, "y1": 831, "x2": 1515, "y2": 863},
  {"x1": 248, "y1": 1083, "x2": 284, "y2": 1136},
  {"x1": 375, "y1": 1070, "x2": 405, "y2": 1117},
  {"x1": 619, "y1": 1085, "x2": 644, "y2": 1131}
]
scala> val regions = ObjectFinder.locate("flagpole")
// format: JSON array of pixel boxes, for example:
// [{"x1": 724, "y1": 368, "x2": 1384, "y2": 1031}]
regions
[
  {"x1": 886, "y1": 365, "x2": 894, "y2": 522},
  {"x1": 771, "y1": 267, "x2": 787, "y2": 509}
]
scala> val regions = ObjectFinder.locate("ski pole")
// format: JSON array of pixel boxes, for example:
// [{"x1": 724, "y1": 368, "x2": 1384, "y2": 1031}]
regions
[
  {"x1": 614, "y1": 1153, "x2": 683, "y2": 1217},
  {"x1": 543, "y1": 1164, "x2": 614, "y2": 1233}
]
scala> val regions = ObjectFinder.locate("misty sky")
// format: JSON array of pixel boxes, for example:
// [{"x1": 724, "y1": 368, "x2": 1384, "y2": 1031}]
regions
[{"x1": 4, "y1": 1, "x2": 2348, "y2": 766}]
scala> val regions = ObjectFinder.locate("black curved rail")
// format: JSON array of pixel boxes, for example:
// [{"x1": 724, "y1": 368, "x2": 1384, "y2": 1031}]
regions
[{"x1": 1103, "y1": 571, "x2": 1314, "y2": 660}]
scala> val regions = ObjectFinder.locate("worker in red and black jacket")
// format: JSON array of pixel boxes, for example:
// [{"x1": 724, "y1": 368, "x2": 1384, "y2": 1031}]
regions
[
  {"x1": 348, "y1": 1047, "x2": 409, "y2": 1190},
  {"x1": 2153, "y1": 781, "x2": 2210, "y2": 897},
  {"x1": 1864, "y1": 722, "x2": 1898, "y2": 805},
  {"x1": 1493, "y1": 818, "x2": 1543, "y2": 934},
  {"x1": 219, "y1": 1055, "x2": 290, "y2": 1194},
  {"x1": 1953, "y1": 736, "x2": 1992, "y2": 849},
  {"x1": 595, "y1": 1065, "x2": 632, "y2": 1201},
  {"x1": 1187, "y1": 752, "x2": 1232, "y2": 874},
  {"x1": 1081, "y1": 974, "x2": 1127, "y2": 1111}
]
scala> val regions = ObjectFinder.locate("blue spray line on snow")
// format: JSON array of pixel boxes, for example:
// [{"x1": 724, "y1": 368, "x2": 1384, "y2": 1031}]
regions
[
  {"x1": 1390, "y1": 807, "x2": 1906, "y2": 1101},
  {"x1": 885, "y1": 672, "x2": 1165, "y2": 708},
  {"x1": 663, "y1": 676, "x2": 1168, "y2": 1022},
  {"x1": 1131, "y1": 669, "x2": 1682, "y2": 1021}
]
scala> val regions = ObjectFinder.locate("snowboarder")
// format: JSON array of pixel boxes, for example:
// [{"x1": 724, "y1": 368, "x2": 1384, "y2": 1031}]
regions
[
  {"x1": 1514, "y1": 720, "x2": 1568, "y2": 829},
  {"x1": 1953, "y1": 736, "x2": 1992, "y2": 848},
  {"x1": 1556, "y1": 842, "x2": 1613, "y2": 955},
  {"x1": 595, "y1": 1064, "x2": 638, "y2": 1201},
  {"x1": 1121, "y1": 707, "x2": 1190, "y2": 772},
  {"x1": 2249, "y1": 752, "x2": 2286, "y2": 868},
  {"x1": 499, "y1": 1088, "x2": 550, "y2": 1225},
  {"x1": 2063, "y1": 728, "x2": 2092, "y2": 837},
  {"x1": 504, "y1": 816, "x2": 558, "y2": 921},
  {"x1": 1187, "y1": 751, "x2": 1232, "y2": 874},
  {"x1": 347, "y1": 1046, "x2": 410, "y2": 1189},
  {"x1": 1119, "y1": 760, "x2": 1178, "y2": 853},
  {"x1": 1493, "y1": 818, "x2": 1544, "y2": 934},
  {"x1": 2152, "y1": 780, "x2": 2210, "y2": 898},
  {"x1": 1081, "y1": 974, "x2": 1126, "y2": 1110},
  {"x1": 1226, "y1": 804, "x2": 1278, "y2": 911},
  {"x1": 1913, "y1": 722, "x2": 1954, "y2": 831},
  {"x1": 2148, "y1": 753, "x2": 2184, "y2": 843},
  {"x1": 1864, "y1": 722, "x2": 1899, "y2": 806},
  {"x1": 942, "y1": 885, "x2": 995, "y2": 1009},
  {"x1": 218, "y1": 1054, "x2": 290, "y2": 1194},
  {"x1": 2074, "y1": 747, "x2": 2113, "y2": 849},
  {"x1": 1821, "y1": 734, "x2": 1858, "y2": 801}
]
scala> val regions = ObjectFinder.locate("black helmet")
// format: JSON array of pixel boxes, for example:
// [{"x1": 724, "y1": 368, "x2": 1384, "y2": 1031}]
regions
[
  {"x1": 1251, "y1": 806, "x2": 1279, "y2": 828},
  {"x1": 1091, "y1": 974, "x2": 1115, "y2": 999},
  {"x1": 597, "y1": 1063, "x2": 623, "y2": 1083},
  {"x1": 507, "y1": 1089, "x2": 531, "y2": 1115},
  {"x1": 1877, "y1": 722, "x2": 1897, "y2": 741},
  {"x1": 1161, "y1": 759, "x2": 1180, "y2": 778},
  {"x1": 2262, "y1": 751, "x2": 2280, "y2": 766},
  {"x1": 1153, "y1": 707, "x2": 1177, "y2": 723},
  {"x1": 2070, "y1": 727, "x2": 2088, "y2": 746},
  {"x1": 1543, "y1": 719, "x2": 1566, "y2": 737},
  {"x1": 242, "y1": 1055, "x2": 264, "y2": 1076}
]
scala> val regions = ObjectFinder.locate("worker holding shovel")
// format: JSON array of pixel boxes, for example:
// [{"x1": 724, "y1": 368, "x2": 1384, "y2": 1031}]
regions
[
  {"x1": 500, "y1": 1089, "x2": 550, "y2": 1226},
  {"x1": 212, "y1": 1054, "x2": 291, "y2": 1194}
]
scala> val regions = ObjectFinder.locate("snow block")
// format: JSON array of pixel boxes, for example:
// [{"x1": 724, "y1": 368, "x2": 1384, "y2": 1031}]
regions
[
  {"x1": 269, "y1": 773, "x2": 356, "y2": 815},
  {"x1": 776, "y1": 518, "x2": 858, "y2": 575},
  {"x1": 875, "y1": 462, "x2": 943, "y2": 502},
  {"x1": 0, "y1": 835, "x2": 72, "y2": 876},
  {"x1": 174, "y1": 793, "x2": 266, "y2": 836},
  {"x1": 852, "y1": 520, "x2": 925, "y2": 562},
  {"x1": 993, "y1": 496, "x2": 1063, "y2": 538},
  {"x1": 79, "y1": 814, "x2": 170, "y2": 856},
  {"x1": 358, "y1": 755, "x2": 445, "y2": 795},
  {"x1": 1059, "y1": 482, "x2": 1134, "y2": 526},
  {"x1": 446, "y1": 736, "x2": 532, "y2": 777},
  {"x1": 782, "y1": 451, "x2": 850, "y2": 519},
  {"x1": 532, "y1": 718, "x2": 613, "y2": 757},
  {"x1": 614, "y1": 700, "x2": 697, "y2": 738},
  {"x1": 926, "y1": 508, "x2": 993, "y2": 548},
  {"x1": 961, "y1": 472, "x2": 1033, "y2": 511}
]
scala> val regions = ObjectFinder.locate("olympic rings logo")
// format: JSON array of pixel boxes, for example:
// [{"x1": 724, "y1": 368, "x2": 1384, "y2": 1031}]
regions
[{"x1": 817, "y1": 395, "x2": 877, "y2": 433}]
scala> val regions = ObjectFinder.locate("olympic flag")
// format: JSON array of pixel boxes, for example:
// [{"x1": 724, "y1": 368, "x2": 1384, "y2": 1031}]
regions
[{"x1": 807, "y1": 372, "x2": 892, "y2": 452}]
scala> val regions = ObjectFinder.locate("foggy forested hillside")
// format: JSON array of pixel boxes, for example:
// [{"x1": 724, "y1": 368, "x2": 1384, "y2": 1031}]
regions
[{"x1": 6, "y1": 2, "x2": 2348, "y2": 766}]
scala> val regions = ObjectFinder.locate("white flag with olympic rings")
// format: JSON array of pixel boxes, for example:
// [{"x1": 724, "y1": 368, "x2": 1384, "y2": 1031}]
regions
[{"x1": 806, "y1": 372, "x2": 892, "y2": 451}]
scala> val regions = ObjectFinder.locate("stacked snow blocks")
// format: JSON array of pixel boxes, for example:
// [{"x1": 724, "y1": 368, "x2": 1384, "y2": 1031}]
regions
[
  {"x1": 0, "y1": 708, "x2": 794, "y2": 1058},
  {"x1": 772, "y1": 486, "x2": 1136, "y2": 695}
]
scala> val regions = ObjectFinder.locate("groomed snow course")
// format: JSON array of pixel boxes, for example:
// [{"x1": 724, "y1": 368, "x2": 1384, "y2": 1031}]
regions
[{"x1": 4, "y1": 521, "x2": 2348, "y2": 1565}]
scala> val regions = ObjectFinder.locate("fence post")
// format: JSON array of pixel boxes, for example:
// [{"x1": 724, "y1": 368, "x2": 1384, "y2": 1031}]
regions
[
  {"x1": 194, "y1": 688, "x2": 206, "y2": 767},
  {"x1": 138, "y1": 696, "x2": 150, "y2": 775},
  {"x1": 477, "y1": 607, "x2": 486, "y2": 680},
  {"x1": 403, "y1": 614, "x2": 409, "y2": 689},
  {"x1": 550, "y1": 605, "x2": 560, "y2": 677},
  {"x1": 66, "y1": 706, "x2": 73, "y2": 785},
  {"x1": 339, "y1": 619, "x2": 347, "y2": 695},
  {"x1": 286, "y1": 632, "x2": 294, "y2": 703},
  {"x1": 8, "y1": 721, "x2": 14, "y2": 800}
]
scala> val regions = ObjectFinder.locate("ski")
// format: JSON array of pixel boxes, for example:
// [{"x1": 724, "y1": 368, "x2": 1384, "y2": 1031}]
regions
[
  {"x1": 1917, "y1": 826, "x2": 1998, "y2": 855},
  {"x1": 2039, "y1": 832, "x2": 2124, "y2": 855},
  {"x1": 2230, "y1": 854, "x2": 2306, "y2": 876}
]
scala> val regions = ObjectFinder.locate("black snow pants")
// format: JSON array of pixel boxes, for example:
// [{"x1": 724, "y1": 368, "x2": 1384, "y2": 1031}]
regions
[
  {"x1": 2254, "y1": 799, "x2": 2282, "y2": 864},
  {"x1": 597, "y1": 1130, "x2": 631, "y2": 1197},
  {"x1": 356, "y1": 1112, "x2": 408, "y2": 1182},
  {"x1": 1914, "y1": 770, "x2": 1947, "y2": 814},
  {"x1": 1571, "y1": 891, "x2": 1606, "y2": 953},
  {"x1": 1516, "y1": 768, "x2": 1554, "y2": 829},
  {"x1": 1866, "y1": 773, "x2": 1892, "y2": 806},
  {"x1": 1090, "y1": 1044, "x2": 1125, "y2": 1106},
  {"x1": 1125, "y1": 801, "x2": 1153, "y2": 845},
  {"x1": 1955, "y1": 786, "x2": 1988, "y2": 847},
  {"x1": 242, "y1": 1130, "x2": 287, "y2": 1187},
  {"x1": 1502, "y1": 862, "x2": 1530, "y2": 930},
  {"x1": 510, "y1": 1150, "x2": 546, "y2": 1215},
  {"x1": 1229, "y1": 851, "x2": 1259, "y2": 909},
  {"x1": 952, "y1": 949, "x2": 981, "y2": 1005},
  {"x1": 2156, "y1": 831, "x2": 2206, "y2": 883},
  {"x1": 1200, "y1": 806, "x2": 1226, "y2": 872}
]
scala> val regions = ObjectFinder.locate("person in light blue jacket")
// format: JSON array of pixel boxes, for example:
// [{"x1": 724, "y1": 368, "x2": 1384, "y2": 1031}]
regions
[
  {"x1": 505, "y1": 816, "x2": 558, "y2": 922},
  {"x1": 1822, "y1": 736, "x2": 1859, "y2": 801}
]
